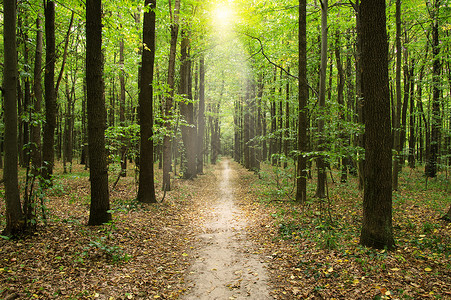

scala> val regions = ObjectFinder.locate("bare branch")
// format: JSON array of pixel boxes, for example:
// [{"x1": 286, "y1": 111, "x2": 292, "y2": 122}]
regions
[{"x1": 237, "y1": 31, "x2": 298, "y2": 80}]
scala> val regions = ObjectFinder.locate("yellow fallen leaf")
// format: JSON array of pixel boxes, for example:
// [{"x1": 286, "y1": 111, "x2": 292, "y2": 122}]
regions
[
  {"x1": 182, "y1": 253, "x2": 188, "y2": 257},
  {"x1": 353, "y1": 279, "x2": 359, "y2": 285},
  {"x1": 390, "y1": 268, "x2": 400, "y2": 271},
  {"x1": 424, "y1": 267, "x2": 432, "y2": 272},
  {"x1": 327, "y1": 267, "x2": 333, "y2": 273}
]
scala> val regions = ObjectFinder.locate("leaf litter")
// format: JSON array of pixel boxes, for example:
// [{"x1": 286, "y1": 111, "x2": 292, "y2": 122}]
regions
[{"x1": 1, "y1": 160, "x2": 450, "y2": 299}]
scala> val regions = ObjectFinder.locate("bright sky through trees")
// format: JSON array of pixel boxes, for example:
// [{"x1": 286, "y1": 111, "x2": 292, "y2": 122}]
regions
[{"x1": 212, "y1": 1, "x2": 235, "y2": 30}]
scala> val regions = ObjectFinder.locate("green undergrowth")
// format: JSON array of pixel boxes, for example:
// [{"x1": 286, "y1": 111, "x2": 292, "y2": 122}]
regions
[{"x1": 247, "y1": 162, "x2": 451, "y2": 298}]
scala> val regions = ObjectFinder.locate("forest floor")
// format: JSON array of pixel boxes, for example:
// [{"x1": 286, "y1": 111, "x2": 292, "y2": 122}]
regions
[{"x1": 0, "y1": 158, "x2": 450, "y2": 299}]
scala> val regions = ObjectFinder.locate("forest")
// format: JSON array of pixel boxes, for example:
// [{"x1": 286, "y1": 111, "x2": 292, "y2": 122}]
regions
[{"x1": 0, "y1": 0, "x2": 450, "y2": 299}]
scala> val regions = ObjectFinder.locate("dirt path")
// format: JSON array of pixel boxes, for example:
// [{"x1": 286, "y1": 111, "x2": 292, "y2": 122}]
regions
[{"x1": 182, "y1": 159, "x2": 272, "y2": 300}]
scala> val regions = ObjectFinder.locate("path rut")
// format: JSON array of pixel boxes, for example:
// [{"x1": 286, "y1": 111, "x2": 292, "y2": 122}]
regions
[{"x1": 182, "y1": 159, "x2": 272, "y2": 300}]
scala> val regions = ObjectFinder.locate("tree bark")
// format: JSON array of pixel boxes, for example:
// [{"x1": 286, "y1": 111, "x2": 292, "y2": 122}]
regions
[
  {"x1": 392, "y1": 0, "x2": 402, "y2": 191},
  {"x1": 270, "y1": 67, "x2": 277, "y2": 165},
  {"x1": 335, "y1": 32, "x2": 347, "y2": 183},
  {"x1": 137, "y1": 0, "x2": 157, "y2": 203},
  {"x1": 408, "y1": 60, "x2": 416, "y2": 168},
  {"x1": 163, "y1": 0, "x2": 180, "y2": 191},
  {"x1": 355, "y1": 0, "x2": 364, "y2": 190},
  {"x1": 19, "y1": 14, "x2": 31, "y2": 168},
  {"x1": 359, "y1": 0, "x2": 394, "y2": 250},
  {"x1": 426, "y1": 0, "x2": 441, "y2": 178},
  {"x1": 119, "y1": 34, "x2": 127, "y2": 177},
  {"x1": 244, "y1": 87, "x2": 250, "y2": 169},
  {"x1": 234, "y1": 99, "x2": 241, "y2": 162},
  {"x1": 197, "y1": 55, "x2": 206, "y2": 174},
  {"x1": 283, "y1": 71, "x2": 290, "y2": 169},
  {"x1": 179, "y1": 30, "x2": 197, "y2": 179},
  {"x1": 42, "y1": 0, "x2": 57, "y2": 182},
  {"x1": 257, "y1": 77, "x2": 264, "y2": 166},
  {"x1": 86, "y1": 0, "x2": 111, "y2": 225},
  {"x1": 2, "y1": 0, "x2": 26, "y2": 236},
  {"x1": 315, "y1": 0, "x2": 328, "y2": 199},
  {"x1": 296, "y1": 0, "x2": 308, "y2": 203},
  {"x1": 31, "y1": 16, "x2": 43, "y2": 175},
  {"x1": 211, "y1": 102, "x2": 221, "y2": 164}
]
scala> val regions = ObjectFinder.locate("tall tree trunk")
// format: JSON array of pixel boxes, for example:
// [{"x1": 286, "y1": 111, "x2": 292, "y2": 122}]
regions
[
  {"x1": 315, "y1": 0, "x2": 328, "y2": 199},
  {"x1": 109, "y1": 76, "x2": 115, "y2": 127},
  {"x1": 197, "y1": 55, "x2": 205, "y2": 174},
  {"x1": 20, "y1": 15, "x2": 31, "y2": 168},
  {"x1": 163, "y1": 0, "x2": 180, "y2": 191},
  {"x1": 278, "y1": 70, "x2": 283, "y2": 166},
  {"x1": 249, "y1": 84, "x2": 257, "y2": 171},
  {"x1": 296, "y1": 0, "x2": 308, "y2": 203},
  {"x1": 63, "y1": 73, "x2": 70, "y2": 174},
  {"x1": 400, "y1": 62, "x2": 410, "y2": 167},
  {"x1": 392, "y1": 0, "x2": 402, "y2": 190},
  {"x1": 234, "y1": 99, "x2": 240, "y2": 162},
  {"x1": 359, "y1": 0, "x2": 394, "y2": 250},
  {"x1": 81, "y1": 79, "x2": 88, "y2": 168},
  {"x1": 335, "y1": 32, "x2": 347, "y2": 183},
  {"x1": 256, "y1": 77, "x2": 263, "y2": 169},
  {"x1": 42, "y1": 0, "x2": 57, "y2": 182},
  {"x1": 244, "y1": 87, "x2": 250, "y2": 169},
  {"x1": 86, "y1": 0, "x2": 111, "y2": 225},
  {"x1": 417, "y1": 43, "x2": 429, "y2": 165},
  {"x1": 283, "y1": 70, "x2": 290, "y2": 169},
  {"x1": 426, "y1": 0, "x2": 441, "y2": 178},
  {"x1": 2, "y1": 0, "x2": 25, "y2": 236},
  {"x1": 345, "y1": 31, "x2": 356, "y2": 176},
  {"x1": 270, "y1": 67, "x2": 277, "y2": 165},
  {"x1": 355, "y1": 0, "x2": 364, "y2": 190},
  {"x1": 179, "y1": 31, "x2": 197, "y2": 179},
  {"x1": 119, "y1": 36, "x2": 127, "y2": 177},
  {"x1": 137, "y1": 0, "x2": 157, "y2": 203},
  {"x1": 64, "y1": 71, "x2": 75, "y2": 173},
  {"x1": 31, "y1": 16, "x2": 43, "y2": 175},
  {"x1": 408, "y1": 60, "x2": 416, "y2": 168},
  {"x1": 211, "y1": 102, "x2": 221, "y2": 164}
]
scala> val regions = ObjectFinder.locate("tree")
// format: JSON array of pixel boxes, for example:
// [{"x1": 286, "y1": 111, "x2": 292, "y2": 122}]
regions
[
  {"x1": 179, "y1": 30, "x2": 197, "y2": 179},
  {"x1": 359, "y1": 0, "x2": 395, "y2": 250},
  {"x1": 163, "y1": 0, "x2": 181, "y2": 191},
  {"x1": 42, "y1": 0, "x2": 57, "y2": 182},
  {"x1": 2, "y1": 0, "x2": 26, "y2": 236},
  {"x1": 425, "y1": 0, "x2": 441, "y2": 178},
  {"x1": 315, "y1": 0, "x2": 328, "y2": 199},
  {"x1": 296, "y1": 0, "x2": 308, "y2": 203},
  {"x1": 86, "y1": 0, "x2": 112, "y2": 225},
  {"x1": 31, "y1": 16, "x2": 43, "y2": 175},
  {"x1": 119, "y1": 29, "x2": 127, "y2": 177},
  {"x1": 197, "y1": 55, "x2": 206, "y2": 174},
  {"x1": 392, "y1": 0, "x2": 402, "y2": 191},
  {"x1": 137, "y1": 0, "x2": 157, "y2": 204}
]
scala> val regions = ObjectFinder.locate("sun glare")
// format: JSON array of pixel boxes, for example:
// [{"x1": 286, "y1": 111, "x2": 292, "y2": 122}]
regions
[{"x1": 213, "y1": 3, "x2": 234, "y2": 28}]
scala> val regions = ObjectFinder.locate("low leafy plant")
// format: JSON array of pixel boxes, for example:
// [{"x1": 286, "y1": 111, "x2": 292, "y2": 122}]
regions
[{"x1": 85, "y1": 236, "x2": 130, "y2": 263}]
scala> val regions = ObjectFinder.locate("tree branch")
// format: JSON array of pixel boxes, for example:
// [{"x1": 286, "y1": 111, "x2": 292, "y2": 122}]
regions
[
  {"x1": 237, "y1": 31, "x2": 298, "y2": 80},
  {"x1": 238, "y1": 31, "x2": 320, "y2": 101}
]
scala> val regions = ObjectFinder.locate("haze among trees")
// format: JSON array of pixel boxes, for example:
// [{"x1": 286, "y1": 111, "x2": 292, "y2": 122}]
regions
[{"x1": 0, "y1": 0, "x2": 450, "y2": 298}]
